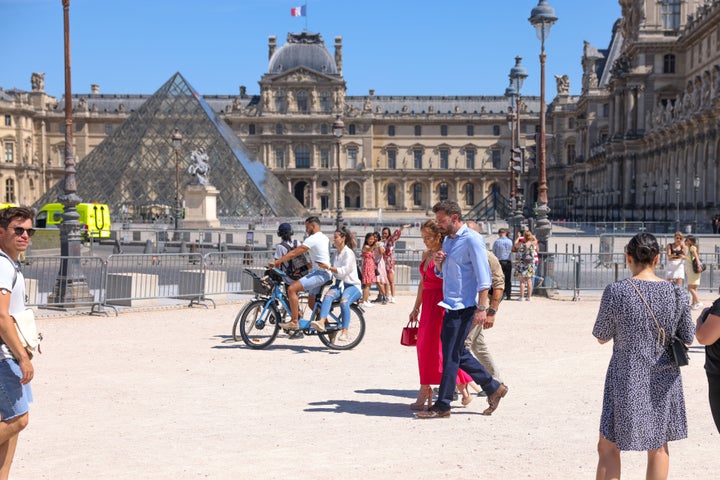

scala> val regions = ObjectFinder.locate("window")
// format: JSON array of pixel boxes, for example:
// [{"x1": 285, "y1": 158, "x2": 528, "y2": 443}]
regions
[
  {"x1": 321, "y1": 195, "x2": 329, "y2": 211},
  {"x1": 248, "y1": 124, "x2": 256, "y2": 135},
  {"x1": 661, "y1": 0, "x2": 681, "y2": 31},
  {"x1": 388, "y1": 125, "x2": 395, "y2": 136},
  {"x1": 413, "y1": 150, "x2": 423, "y2": 169},
  {"x1": 492, "y1": 125, "x2": 501, "y2": 136},
  {"x1": 414, "y1": 125, "x2": 422, "y2": 136},
  {"x1": 388, "y1": 183, "x2": 397, "y2": 206},
  {"x1": 296, "y1": 91, "x2": 308, "y2": 112},
  {"x1": 440, "y1": 125, "x2": 448, "y2": 136},
  {"x1": 440, "y1": 149, "x2": 449, "y2": 170},
  {"x1": 602, "y1": 103, "x2": 609, "y2": 117},
  {"x1": 663, "y1": 54, "x2": 676, "y2": 74},
  {"x1": 387, "y1": 149, "x2": 397, "y2": 170},
  {"x1": 274, "y1": 93, "x2": 286, "y2": 113},
  {"x1": 4, "y1": 179, "x2": 14, "y2": 203},
  {"x1": 4, "y1": 115, "x2": 10, "y2": 126},
  {"x1": 274, "y1": 148, "x2": 285, "y2": 168},
  {"x1": 466, "y1": 149, "x2": 475, "y2": 169},
  {"x1": 347, "y1": 147, "x2": 358, "y2": 169},
  {"x1": 320, "y1": 149, "x2": 330, "y2": 169},
  {"x1": 466, "y1": 125, "x2": 474, "y2": 136},
  {"x1": 319, "y1": 93, "x2": 331, "y2": 112},
  {"x1": 464, "y1": 183, "x2": 474, "y2": 206},
  {"x1": 275, "y1": 123, "x2": 283, "y2": 135},
  {"x1": 568, "y1": 118, "x2": 575, "y2": 129},
  {"x1": 413, "y1": 184, "x2": 423, "y2": 206},
  {"x1": 348, "y1": 124, "x2": 356, "y2": 135},
  {"x1": 4, "y1": 143, "x2": 13, "y2": 163},
  {"x1": 320, "y1": 124, "x2": 328, "y2": 135},
  {"x1": 105, "y1": 125, "x2": 114, "y2": 135},
  {"x1": 567, "y1": 144, "x2": 576, "y2": 164},
  {"x1": 295, "y1": 145, "x2": 311, "y2": 168},
  {"x1": 492, "y1": 150, "x2": 501, "y2": 169},
  {"x1": 439, "y1": 182, "x2": 448, "y2": 201}
]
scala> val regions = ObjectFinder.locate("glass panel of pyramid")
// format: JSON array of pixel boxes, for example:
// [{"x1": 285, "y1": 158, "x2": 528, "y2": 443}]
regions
[{"x1": 37, "y1": 72, "x2": 306, "y2": 219}]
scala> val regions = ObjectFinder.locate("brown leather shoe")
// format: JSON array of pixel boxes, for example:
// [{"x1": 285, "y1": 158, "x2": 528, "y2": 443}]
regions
[
  {"x1": 414, "y1": 408, "x2": 451, "y2": 419},
  {"x1": 482, "y1": 384, "x2": 508, "y2": 415}
]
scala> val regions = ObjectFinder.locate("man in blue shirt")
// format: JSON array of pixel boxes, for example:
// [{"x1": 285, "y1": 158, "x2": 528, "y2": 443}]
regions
[
  {"x1": 416, "y1": 201, "x2": 508, "y2": 419},
  {"x1": 492, "y1": 228, "x2": 514, "y2": 300}
]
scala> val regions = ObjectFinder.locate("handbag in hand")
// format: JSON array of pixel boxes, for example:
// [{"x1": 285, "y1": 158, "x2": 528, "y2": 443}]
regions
[
  {"x1": 692, "y1": 255, "x2": 706, "y2": 274},
  {"x1": 400, "y1": 319, "x2": 419, "y2": 346},
  {"x1": 628, "y1": 280, "x2": 689, "y2": 367}
]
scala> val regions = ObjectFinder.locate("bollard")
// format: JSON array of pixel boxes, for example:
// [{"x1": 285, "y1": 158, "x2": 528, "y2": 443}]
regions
[
  {"x1": 179, "y1": 240, "x2": 188, "y2": 254},
  {"x1": 143, "y1": 239, "x2": 154, "y2": 254}
]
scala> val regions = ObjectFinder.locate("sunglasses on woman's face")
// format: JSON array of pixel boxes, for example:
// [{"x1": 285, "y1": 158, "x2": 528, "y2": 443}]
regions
[{"x1": 12, "y1": 227, "x2": 36, "y2": 237}]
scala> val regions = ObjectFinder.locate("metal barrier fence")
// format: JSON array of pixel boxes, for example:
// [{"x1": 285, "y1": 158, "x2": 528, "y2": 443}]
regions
[{"x1": 22, "y1": 248, "x2": 719, "y2": 314}]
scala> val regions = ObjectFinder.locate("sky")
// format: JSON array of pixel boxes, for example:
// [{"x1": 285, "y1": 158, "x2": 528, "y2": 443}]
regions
[{"x1": 2, "y1": 0, "x2": 622, "y2": 99}]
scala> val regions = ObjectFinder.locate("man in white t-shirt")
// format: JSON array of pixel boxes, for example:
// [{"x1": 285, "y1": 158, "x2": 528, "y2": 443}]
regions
[{"x1": 269, "y1": 216, "x2": 332, "y2": 330}]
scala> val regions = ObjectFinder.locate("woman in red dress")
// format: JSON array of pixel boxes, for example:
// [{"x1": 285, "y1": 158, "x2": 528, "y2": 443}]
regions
[{"x1": 408, "y1": 219, "x2": 474, "y2": 410}]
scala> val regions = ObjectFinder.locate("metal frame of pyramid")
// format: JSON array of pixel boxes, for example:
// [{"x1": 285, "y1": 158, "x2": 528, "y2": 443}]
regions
[{"x1": 37, "y1": 72, "x2": 307, "y2": 219}]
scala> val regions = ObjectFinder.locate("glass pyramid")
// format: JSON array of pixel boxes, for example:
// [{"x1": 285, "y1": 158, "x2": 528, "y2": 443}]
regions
[{"x1": 37, "y1": 72, "x2": 306, "y2": 219}]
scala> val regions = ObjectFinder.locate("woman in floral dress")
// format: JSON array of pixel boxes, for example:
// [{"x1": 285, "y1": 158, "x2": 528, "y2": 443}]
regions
[{"x1": 593, "y1": 232, "x2": 694, "y2": 480}]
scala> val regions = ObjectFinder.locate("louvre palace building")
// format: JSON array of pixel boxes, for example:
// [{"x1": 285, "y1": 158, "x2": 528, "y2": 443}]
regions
[{"x1": 1, "y1": 0, "x2": 719, "y2": 225}]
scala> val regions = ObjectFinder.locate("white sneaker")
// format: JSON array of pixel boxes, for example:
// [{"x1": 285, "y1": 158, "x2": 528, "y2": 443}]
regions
[
  {"x1": 389, "y1": 296, "x2": 396, "y2": 304},
  {"x1": 362, "y1": 301, "x2": 375, "y2": 308},
  {"x1": 692, "y1": 303, "x2": 703, "y2": 310}
]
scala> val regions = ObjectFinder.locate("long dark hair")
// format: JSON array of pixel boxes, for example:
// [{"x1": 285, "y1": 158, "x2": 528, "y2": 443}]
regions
[{"x1": 337, "y1": 227, "x2": 356, "y2": 250}]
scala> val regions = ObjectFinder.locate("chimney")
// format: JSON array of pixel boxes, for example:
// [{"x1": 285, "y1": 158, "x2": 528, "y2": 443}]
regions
[
  {"x1": 268, "y1": 36, "x2": 277, "y2": 60},
  {"x1": 334, "y1": 36, "x2": 343, "y2": 75},
  {"x1": 91, "y1": 84, "x2": 99, "y2": 94}
]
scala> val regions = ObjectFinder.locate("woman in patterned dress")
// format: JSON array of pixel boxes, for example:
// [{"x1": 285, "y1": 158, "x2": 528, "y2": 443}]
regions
[
  {"x1": 360, "y1": 233, "x2": 378, "y2": 308},
  {"x1": 381, "y1": 224, "x2": 411, "y2": 303},
  {"x1": 512, "y1": 230, "x2": 538, "y2": 301},
  {"x1": 593, "y1": 232, "x2": 694, "y2": 480}
]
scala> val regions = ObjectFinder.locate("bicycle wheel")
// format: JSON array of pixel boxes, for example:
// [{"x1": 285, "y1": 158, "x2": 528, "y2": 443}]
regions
[
  {"x1": 236, "y1": 300, "x2": 280, "y2": 349},
  {"x1": 318, "y1": 303, "x2": 365, "y2": 350}
]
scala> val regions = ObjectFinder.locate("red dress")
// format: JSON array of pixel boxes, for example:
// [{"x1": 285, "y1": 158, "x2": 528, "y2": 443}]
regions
[
  {"x1": 361, "y1": 249, "x2": 377, "y2": 285},
  {"x1": 416, "y1": 259, "x2": 472, "y2": 385}
]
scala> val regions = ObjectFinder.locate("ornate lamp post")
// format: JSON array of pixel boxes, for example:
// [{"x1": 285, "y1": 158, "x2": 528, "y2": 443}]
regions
[
  {"x1": 675, "y1": 178, "x2": 681, "y2": 233},
  {"x1": 50, "y1": 0, "x2": 92, "y2": 307},
  {"x1": 642, "y1": 182, "x2": 648, "y2": 222},
  {"x1": 529, "y1": 0, "x2": 557, "y2": 290},
  {"x1": 172, "y1": 129, "x2": 183, "y2": 232},
  {"x1": 651, "y1": 181, "x2": 657, "y2": 222},
  {"x1": 332, "y1": 115, "x2": 345, "y2": 230},
  {"x1": 505, "y1": 56, "x2": 528, "y2": 237},
  {"x1": 693, "y1": 175, "x2": 700, "y2": 231},
  {"x1": 663, "y1": 180, "x2": 669, "y2": 224}
]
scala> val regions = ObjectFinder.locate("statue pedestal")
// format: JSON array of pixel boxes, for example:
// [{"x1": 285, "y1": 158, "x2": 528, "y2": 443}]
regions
[{"x1": 183, "y1": 184, "x2": 220, "y2": 229}]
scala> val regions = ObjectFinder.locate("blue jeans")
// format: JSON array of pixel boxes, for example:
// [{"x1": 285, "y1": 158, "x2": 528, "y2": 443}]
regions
[
  {"x1": 435, "y1": 306, "x2": 501, "y2": 411},
  {"x1": 318, "y1": 284, "x2": 362, "y2": 329},
  {"x1": 299, "y1": 268, "x2": 333, "y2": 295}
]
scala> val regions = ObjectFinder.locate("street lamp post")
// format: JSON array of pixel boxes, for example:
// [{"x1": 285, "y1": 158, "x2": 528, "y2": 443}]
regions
[
  {"x1": 506, "y1": 55, "x2": 528, "y2": 238},
  {"x1": 642, "y1": 182, "x2": 648, "y2": 223},
  {"x1": 693, "y1": 175, "x2": 700, "y2": 232},
  {"x1": 50, "y1": 0, "x2": 92, "y2": 307},
  {"x1": 332, "y1": 115, "x2": 345, "y2": 230},
  {"x1": 651, "y1": 181, "x2": 657, "y2": 222},
  {"x1": 675, "y1": 178, "x2": 681, "y2": 233},
  {"x1": 529, "y1": 0, "x2": 557, "y2": 290},
  {"x1": 172, "y1": 129, "x2": 183, "y2": 232},
  {"x1": 663, "y1": 180, "x2": 669, "y2": 224}
]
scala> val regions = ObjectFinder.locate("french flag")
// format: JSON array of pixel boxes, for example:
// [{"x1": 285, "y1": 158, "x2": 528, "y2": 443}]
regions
[{"x1": 290, "y1": 5, "x2": 306, "y2": 17}]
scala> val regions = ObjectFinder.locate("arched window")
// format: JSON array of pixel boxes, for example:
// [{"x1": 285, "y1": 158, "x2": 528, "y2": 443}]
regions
[
  {"x1": 5, "y1": 179, "x2": 15, "y2": 203},
  {"x1": 413, "y1": 183, "x2": 423, "y2": 206},
  {"x1": 439, "y1": 182, "x2": 449, "y2": 201},
  {"x1": 464, "y1": 183, "x2": 474, "y2": 206},
  {"x1": 294, "y1": 145, "x2": 311, "y2": 168}
]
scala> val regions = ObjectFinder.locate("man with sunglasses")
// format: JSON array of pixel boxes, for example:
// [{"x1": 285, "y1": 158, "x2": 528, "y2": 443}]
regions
[{"x1": 0, "y1": 206, "x2": 35, "y2": 479}]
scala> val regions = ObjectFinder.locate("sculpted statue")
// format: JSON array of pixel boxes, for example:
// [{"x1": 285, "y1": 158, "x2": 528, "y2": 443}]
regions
[
  {"x1": 31, "y1": 72, "x2": 45, "y2": 92},
  {"x1": 555, "y1": 74, "x2": 570, "y2": 95},
  {"x1": 188, "y1": 148, "x2": 210, "y2": 186}
]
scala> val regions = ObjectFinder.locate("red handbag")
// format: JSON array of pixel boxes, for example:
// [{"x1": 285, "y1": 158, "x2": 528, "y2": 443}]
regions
[{"x1": 400, "y1": 320, "x2": 419, "y2": 346}]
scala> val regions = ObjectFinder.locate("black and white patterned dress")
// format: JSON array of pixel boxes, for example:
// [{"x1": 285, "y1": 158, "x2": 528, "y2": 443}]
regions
[{"x1": 593, "y1": 279, "x2": 695, "y2": 451}]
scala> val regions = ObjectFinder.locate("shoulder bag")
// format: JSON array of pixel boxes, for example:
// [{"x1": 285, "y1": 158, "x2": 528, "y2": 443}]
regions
[
  {"x1": 11, "y1": 309, "x2": 41, "y2": 359},
  {"x1": 692, "y1": 251, "x2": 706, "y2": 274},
  {"x1": 401, "y1": 319, "x2": 419, "y2": 347},
  {"x1": 628, "y1": 280, "x2": 688, "y2": 367}
]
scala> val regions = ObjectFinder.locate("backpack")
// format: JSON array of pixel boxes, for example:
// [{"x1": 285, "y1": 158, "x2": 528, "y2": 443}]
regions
[{"x1": 280, "y1": 240, "x2": 312, "y2": 280}]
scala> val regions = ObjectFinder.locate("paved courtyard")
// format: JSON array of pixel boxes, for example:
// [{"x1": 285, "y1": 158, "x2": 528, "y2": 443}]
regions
[{"x1": 13, "y1": 290, "x2": 719, "y2": 479}]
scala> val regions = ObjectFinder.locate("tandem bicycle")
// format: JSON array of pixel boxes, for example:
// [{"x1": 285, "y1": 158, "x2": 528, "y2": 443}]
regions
[{"x1": 233, "y1": 268, "x2": 366, "y2": 350}]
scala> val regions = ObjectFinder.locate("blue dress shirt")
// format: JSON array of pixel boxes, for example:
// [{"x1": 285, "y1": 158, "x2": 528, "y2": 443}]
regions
[
  {"x1": 436, "y1": 223, "x2": 492, "y2": 310},
  {"x1": 492, "y1": 236, "x2": 514, "y2": 261}
]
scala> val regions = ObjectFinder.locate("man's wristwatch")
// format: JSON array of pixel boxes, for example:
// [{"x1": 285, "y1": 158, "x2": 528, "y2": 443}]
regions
[
  {"x1": 487, "y1": 308, "x2": 497, "y2": 315},
  {"x1": 477, "y1": 305, "x2": 487, "y2": 312}
]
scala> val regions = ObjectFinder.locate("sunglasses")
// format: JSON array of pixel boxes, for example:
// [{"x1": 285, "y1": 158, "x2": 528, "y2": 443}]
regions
[{"x1": 12, "y1": 227, "x2": 36, "y2": 237}]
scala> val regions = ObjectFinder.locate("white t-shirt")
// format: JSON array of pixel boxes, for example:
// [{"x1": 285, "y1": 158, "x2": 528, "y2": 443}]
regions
[
  {"x1": 0, "y1": 253, "x2": 26, "y2": 361},
  {"x1": 302, "y1": 231, "x2": 331, "y2": 265}
]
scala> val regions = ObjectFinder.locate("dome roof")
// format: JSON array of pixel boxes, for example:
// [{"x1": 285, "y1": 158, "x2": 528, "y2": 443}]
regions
[{"x1": 268, "y1": 32, "x2": 338, "y2": 75}]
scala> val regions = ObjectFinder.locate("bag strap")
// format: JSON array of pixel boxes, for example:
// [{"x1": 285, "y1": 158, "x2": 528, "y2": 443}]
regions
[
  {"x1": 627, "y1": 279, "x2": 666, "y2": 349},
  {"x1": 0, "y1": 251, "x2": 18, "y2": 290}
]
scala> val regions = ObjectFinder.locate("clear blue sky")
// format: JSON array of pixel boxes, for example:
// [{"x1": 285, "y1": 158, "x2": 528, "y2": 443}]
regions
[{"x1": 2, "y1": 0, "x2": 622, "y2": 99}]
